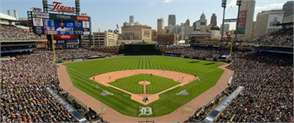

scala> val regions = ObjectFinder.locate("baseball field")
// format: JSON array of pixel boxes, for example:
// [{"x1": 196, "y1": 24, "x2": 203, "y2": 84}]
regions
[{"x1": 64, "y1": 55, "x2": 224, "y2": 117}]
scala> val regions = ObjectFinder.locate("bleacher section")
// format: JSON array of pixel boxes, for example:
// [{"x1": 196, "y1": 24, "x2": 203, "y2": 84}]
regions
[
  {"x1": 119, "y1": 44, "x2": 161, "y2": 55},
  {"x1": 0, "y1": 24, "x2": 47, "y2": 55}
]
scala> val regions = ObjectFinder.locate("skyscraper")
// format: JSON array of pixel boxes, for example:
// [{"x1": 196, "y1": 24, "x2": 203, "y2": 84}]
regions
[
  {"x1": 199, "y1": 13, "x2": 207, "y2": 26},
  {"x1": 210, "y1": 13, "x2": 217, "y2": 27},
  {"x1": 199, "y1": 13, "x2": 208, "y2": 32},
  {"x1": 129, "y1": 16, "x2": 134, "y2": 24},
  {"x1": 283, "y1": 1, "x2": 294, "y2": 23},
  {"x1": 185, "y1": 19, "x2": 190, "y2": 27},
  {"x1": 157, "y1": 18, "x2": 164, "y2": 34},
  {"x1": 238, "y1": 0, "x2": 255, "y2": 41},
  {"x1": 168, "y1": 14, "x2": 176, "y2": 26}
]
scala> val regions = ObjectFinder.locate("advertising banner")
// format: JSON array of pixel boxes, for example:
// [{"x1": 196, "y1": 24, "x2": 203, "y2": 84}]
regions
[
  {"x1": 77, "y1": 16, "x2": 90, "y2": 34},
  {"x1": 77, "y1": 16, "x2": 89, "y2": 21},
  {"x1": 32, "y1": 11, "x2": 49, "y2": 19},
  {"x1": 82, "y1": 21, "x2": 90, "y2": 28},
  {"x1": 33, "y1": 18, "x2": 43, "y2": 26},
  {"x1": 31, "y1": 7, "x2": 48, "y2": 35},
  {"x1": 50, "y1": 14, "x2": 75, "y2": 20},
  {"x1": 54, "y1": 35, "x2": 79, "y2": 40},
  {"x1": 267, "y1": 14, "x2": 283, "y2": 29},
  {"x1": 238, "y1": 10, "x2": 247, "y2": 34}
]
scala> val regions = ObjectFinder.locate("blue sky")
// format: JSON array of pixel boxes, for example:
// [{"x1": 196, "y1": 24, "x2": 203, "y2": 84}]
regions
[{"x1": 0, "y1": 0, "x2": 290, "y2": 31}]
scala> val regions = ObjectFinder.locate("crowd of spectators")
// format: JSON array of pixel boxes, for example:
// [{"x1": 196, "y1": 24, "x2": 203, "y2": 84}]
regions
[
  {"x1": 0, "y1": 24, "x2": 46, "y2": 41},
  {"x1": 161, "y1": 46, "x2": 229, "y2": 61},
  {"x1": 184, "y1": 51, "x2": 293, "y2": 122},
  {"x1": 55, "y1": 48, "x2": 111, "y2": 61},
  {"x1": 167, "y1": 27, "x2": 293, "y2": 122},
  {"x1": 216, "y1": 52, "x2": 293, "y2": 122},
  {"x1": 87, "y1": 46, "x2": 120, "y2": 54},
  {"x1": 0, "y1": 51, "x2": 74, "y2": 122},
  {"x1": 0, "y1": 50, "x2": 106, "y2": 122},
  {"x1": 255, "y1": 28, "x2": 293, "y2": 47}
]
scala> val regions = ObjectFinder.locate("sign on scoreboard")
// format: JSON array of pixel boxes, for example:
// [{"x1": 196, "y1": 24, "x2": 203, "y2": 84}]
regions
[
  {"x1": 49, "y1": 1, "x2": 76, "y2": 14},
  {"x1": 76, "y1": 15, "x2": 91, "y2": 35},
  {"x1": 31, "y1": 7, "x2": 49, "y2": 35}
]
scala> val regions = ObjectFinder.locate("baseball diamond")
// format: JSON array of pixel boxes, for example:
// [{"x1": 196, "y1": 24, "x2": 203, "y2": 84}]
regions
[
  {"x1": 111, "y1": 74, "x2": 180, "y2": 94},
  {"x1": 58, "y1": 55, "x2": 233, "y2": 122}
]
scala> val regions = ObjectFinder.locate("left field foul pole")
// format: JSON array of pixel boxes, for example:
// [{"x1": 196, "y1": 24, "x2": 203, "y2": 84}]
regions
[
  {"x1": 42, "y1": 0, "x2": 56, "y2": 63},
  {"x1": 51, "y1": 34, "x2": 56, "y2": 64}
]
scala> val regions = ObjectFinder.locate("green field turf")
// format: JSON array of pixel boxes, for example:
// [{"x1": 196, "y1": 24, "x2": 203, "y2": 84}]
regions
[
  {"x1": 65, "y1": 56, "x2": 224, "y2": 117},
  {"x1": 111, "y1": 74, "x2": 180, "y2": 94}
]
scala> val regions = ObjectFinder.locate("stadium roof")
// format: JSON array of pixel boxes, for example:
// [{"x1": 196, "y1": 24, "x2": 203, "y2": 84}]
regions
[{"x1": 0, "y1": 13, "x2": 17, "y2": 21}]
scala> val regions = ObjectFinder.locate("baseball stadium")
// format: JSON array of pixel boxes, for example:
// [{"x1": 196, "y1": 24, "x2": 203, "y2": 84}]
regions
[{"x1": 1, "y1": 0, "x2": 293, "y2": 123}]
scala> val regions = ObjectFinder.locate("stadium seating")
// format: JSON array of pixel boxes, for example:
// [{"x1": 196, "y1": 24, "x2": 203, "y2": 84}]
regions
[
  {"x1": 185, "y1": 52, "x2": 293, "y2": 122},
  {"x1": 0, "y1": 50, "x2": 108, "y2": 122},
  {"x1": 183, "y1": 27, "x2": 293, "y2": 122},
  {"x1": 161, "y1": 46, "x2": 229, "y2": 61},
  {"x1": 0, "y1": 24, "x2": 46, "y2": 41},
  {"x1": 56, "y1": 48, "x2": 111, "y2": 61},
  {"x1": 217, "y1": 52, "x2": 293, "y2": 122},
  {"x1": 255, "y1": 28, "x2": 293, "y2": 47}
]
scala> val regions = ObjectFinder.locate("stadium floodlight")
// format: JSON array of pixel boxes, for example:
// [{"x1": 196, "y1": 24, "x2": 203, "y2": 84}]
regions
[
  {"x1": 235, "y1": 0, "x2": 242, "y2": 41},
  {"x1": 221, "y1": 0, "x2": 227, "y2": 41},
  {"x1": 236, "y1": 0, "x2": 242, "y2": 6},
  {"x1": 222, "y1": 0, "x2": 227, "y2": 8},
  {"x1": 231, "y1": 0, "x2": 242, "y2": 56},
  {"x1": 42, "y1": 0, "x2": 48, "y2": 12},
  {"x1": 75, "y1": 0, "x2": 80, "y2": 15}
]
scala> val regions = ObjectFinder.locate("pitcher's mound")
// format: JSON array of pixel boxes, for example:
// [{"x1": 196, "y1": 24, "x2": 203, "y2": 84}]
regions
[{"x1": 138, "y1": 81, "x2": 151, "y2": 86}]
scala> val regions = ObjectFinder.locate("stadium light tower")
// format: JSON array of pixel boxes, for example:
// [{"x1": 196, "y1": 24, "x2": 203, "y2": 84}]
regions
[
  {"x1": 235, "y1": 0, "x2": 242, "y2": 42},
  {"x1": 230, "y1": 0, "x2": 242, "y2": 57},
  {"x1": 221, "y1": 0, "x2": 227, "y2": 42},
  {"x1": 42, "y1": 0, "x2": 48, "y2": 12},
  {"x1": 75, "y1": 0, "x2": 80, "y2": 16}
]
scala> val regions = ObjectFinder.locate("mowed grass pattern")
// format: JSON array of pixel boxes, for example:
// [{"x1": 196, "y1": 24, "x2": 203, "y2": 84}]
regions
[
  {"x1": 65, "y1": 56, "x2": 224, "y2": 117},
  {"x1": 111, "y1": 74, "x2": 180, "y2": 94}
]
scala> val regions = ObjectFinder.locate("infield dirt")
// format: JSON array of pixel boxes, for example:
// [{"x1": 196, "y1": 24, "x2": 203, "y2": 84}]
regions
[{"x1": 90, "y1": 69, "x2": 197, "y2": 105}]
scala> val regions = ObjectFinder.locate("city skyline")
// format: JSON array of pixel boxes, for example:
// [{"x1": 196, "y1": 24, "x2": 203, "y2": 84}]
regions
[{"x1": 0, "y1": 0, "x2": 289, "y2": 31}]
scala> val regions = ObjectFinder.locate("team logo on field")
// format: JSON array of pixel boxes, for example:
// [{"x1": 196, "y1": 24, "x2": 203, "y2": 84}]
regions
[{"x1": 138, "y1": 107, "x2": 152, "y2": 116}]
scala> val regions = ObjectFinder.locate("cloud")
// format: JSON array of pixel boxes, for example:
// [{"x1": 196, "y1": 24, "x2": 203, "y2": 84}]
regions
[
  {"x1": 227, "y1": 0, "x2": 237, "y2": 8},
  {"x1": 161, "y1": 0, "x2": 175, "y2": 4},
  {"x1": 255, "y1": 3, "x2": 284, "y2": 13}
]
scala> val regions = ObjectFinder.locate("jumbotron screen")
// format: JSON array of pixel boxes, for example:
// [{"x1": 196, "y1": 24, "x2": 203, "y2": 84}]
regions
[{"x1": 45, "y1": 13, "x2": 83, "y2": 35}]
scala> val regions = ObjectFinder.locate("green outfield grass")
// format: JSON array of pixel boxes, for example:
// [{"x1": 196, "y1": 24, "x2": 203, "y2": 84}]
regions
[
  {"x1": 111, "y1": 74, "x2": 180, "y2": 94},
  {"x1": 65, "y1": 56, "x2": 224, "y2": 117}
]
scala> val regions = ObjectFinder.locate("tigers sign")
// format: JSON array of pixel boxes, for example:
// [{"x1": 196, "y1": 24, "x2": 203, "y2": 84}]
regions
[{"x1": 51, "y1": 2, "x2": 75, "y2": 13}]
